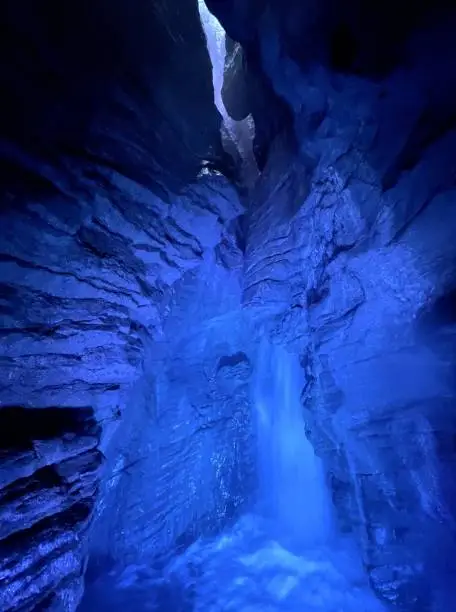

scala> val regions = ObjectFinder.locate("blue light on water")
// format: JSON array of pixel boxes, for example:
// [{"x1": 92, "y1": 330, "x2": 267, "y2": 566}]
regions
[
  {"x1": 254, "y1": 339, "x2": 333, "y2": 547},
  {"x1": 80, "y1": 339, "x2": 384, "y2": 611}
]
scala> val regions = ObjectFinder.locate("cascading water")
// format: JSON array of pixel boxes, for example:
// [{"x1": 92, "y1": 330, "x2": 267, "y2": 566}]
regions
[
  {"x1": 81, "y1": 336, "x2": 385, "y2": 611},
  {"x1": 254, "y1": 339, "x2": 333, "y2": 547}
]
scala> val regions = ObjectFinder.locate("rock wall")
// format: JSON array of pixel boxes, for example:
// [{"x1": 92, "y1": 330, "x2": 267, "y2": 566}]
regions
[
  {"x1": 0, "y1": 407, "x2": 102, "y2": 611},
  {"x1": 89, "y1": 224, "x2": 256, "y2": 568},
  {"x1": 245, "y1": 133, "x2": 456, "y2": 609},
  {"x1": 0, "y1": 165, "x2": 249, "y2": 610},
  {"x1": 207, "y1": 0, "x2": 456, "y2": 609},
  {"x1": 2, "y1": 1, "x2": 456, "y2": 610},
  {"x1": 0, "y1": 0, "x2": 230, "y2": 195},
  {"x1": 0, "y1": 1, "x2": 250, "y2": 609}
]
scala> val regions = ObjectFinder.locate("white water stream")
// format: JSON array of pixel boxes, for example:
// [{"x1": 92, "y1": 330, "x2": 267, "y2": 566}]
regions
[{"x1": 254, "y1": 339, "x2": 333, "y2": 547}]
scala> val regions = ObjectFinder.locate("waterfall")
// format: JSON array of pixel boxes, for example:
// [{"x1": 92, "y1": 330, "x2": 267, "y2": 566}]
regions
[{"x1": 254, "y1": 339, "x2": 333, "y2": 546}]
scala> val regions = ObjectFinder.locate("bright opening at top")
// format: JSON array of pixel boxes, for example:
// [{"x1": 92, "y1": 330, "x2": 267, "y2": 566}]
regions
[
  {"x1": 197, "y1": 0, "x2": 259, "y2": 186},
  {"x1": 197, "y1": 0, "x2": 228, "y2": 120}
]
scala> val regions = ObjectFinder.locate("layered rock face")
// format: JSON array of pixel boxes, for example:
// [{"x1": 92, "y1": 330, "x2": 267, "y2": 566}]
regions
[
  {"x1": 0, "y1": 1, "x2": 252, "y2": 609},
  {"x1": 0, "y1": 407, "x2": 102, "y2": 611},
  {"x1": 89, "y1": 232, "x2": 255, "y2": 567},
  {"x1": 1, "y1": 0, "x2": 456, "y2": 611},
  {"x1": 207, "y1": 0, "x2": 456, "y2": 608}
]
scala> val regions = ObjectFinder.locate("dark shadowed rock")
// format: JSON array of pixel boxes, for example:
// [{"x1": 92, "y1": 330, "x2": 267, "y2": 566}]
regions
[
  {"x1": 0, "y1": 0, "x2": 228, "y2": 196},
  {"x1": 0, "y1": 406, "x2": 102, "y2": 611}
]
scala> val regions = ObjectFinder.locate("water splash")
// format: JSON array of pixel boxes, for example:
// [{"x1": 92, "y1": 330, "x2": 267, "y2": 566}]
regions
[
  {"x1": 80, "y1": 338, "x2": 383, "y2": 611},
  {"x1": 254, "y1": 339, "x2": 333, "y2": 546},
  {"x1": 80, "y1": 515, "x2": 385, "y2": 612}
]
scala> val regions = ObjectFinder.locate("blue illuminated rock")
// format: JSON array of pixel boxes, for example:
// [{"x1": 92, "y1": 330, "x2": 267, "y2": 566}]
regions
[
  {"x1": 1, "y1": 1, "x2": 456, "y2": 611},
  {"x1": 0, "y1": 0, "x2": 245, "y2": 608},
  {"x1": 205, "y1": 1, "x2": 456, "y2": 608}
]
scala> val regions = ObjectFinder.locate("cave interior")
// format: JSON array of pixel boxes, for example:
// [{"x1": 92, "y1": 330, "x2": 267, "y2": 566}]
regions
[{"x1": 1, "y1": 1, "x2": 456, "y2": 611}]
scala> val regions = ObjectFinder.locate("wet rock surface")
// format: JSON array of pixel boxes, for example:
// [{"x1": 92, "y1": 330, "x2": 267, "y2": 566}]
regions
[
  {"x1": 88, "y1": 248, "x2": 256, "y2": 565},
  {"x1": 0, "y1": 166, "x2": 249, "y2": 609},
  {"x1": 205, "y1": 0, "x2": 456, "y2": 608},
  {"x1": 1, "y1": 1, "x2": 456, "y2": 611},
  {"x1": 0, "y1": 1, "x2": 247, "y2": 609},
  {"x1": 0, "y1": 407, "x2": 102, "y2": 611}
]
